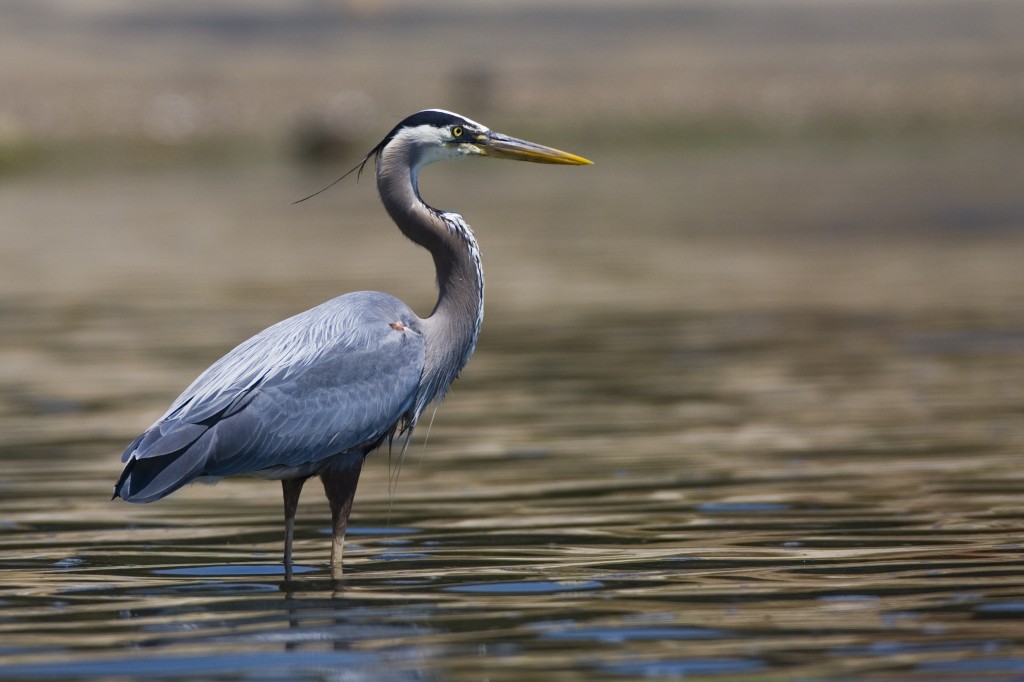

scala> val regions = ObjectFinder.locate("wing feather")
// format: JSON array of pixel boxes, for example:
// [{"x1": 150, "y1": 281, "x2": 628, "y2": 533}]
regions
[{"x1": 115, "y1": 292, "x2": 425, "y2": 502}]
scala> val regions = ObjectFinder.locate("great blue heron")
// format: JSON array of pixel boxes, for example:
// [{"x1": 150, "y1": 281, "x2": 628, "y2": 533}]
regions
[{"x1": 113, "y1": 109, "x2": 591, "y2": 577}]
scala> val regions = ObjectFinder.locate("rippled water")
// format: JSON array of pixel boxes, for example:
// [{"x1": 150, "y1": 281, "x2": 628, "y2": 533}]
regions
[{"x1": 2, "y1": 142, "x2": 1024, "y2": 680}]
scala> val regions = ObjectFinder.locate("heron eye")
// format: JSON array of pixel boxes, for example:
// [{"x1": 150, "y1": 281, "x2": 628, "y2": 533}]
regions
[{"x1": 451, "y1": 126, "x2": 464, "y2": 139}]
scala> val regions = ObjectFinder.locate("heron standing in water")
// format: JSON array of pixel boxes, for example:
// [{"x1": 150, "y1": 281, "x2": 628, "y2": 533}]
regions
[{"x1": 113, "y1": 109, "x2": 591, "y2": 577}]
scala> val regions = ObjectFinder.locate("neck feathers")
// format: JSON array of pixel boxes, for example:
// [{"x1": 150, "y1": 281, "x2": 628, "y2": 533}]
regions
[{"x1": 375, "y1": 140, "x2": 484, "y2": 418}]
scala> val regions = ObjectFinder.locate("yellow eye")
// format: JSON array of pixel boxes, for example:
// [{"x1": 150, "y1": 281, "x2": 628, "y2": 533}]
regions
[{"x1": 452, "y1": 126, "x2": 464, "y2": 138}]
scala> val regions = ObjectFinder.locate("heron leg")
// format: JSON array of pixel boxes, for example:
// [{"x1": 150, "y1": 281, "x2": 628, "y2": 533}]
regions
[
  {"x1": 281, "y1": 478, "x2": 306, "y2": 581},
  {"x1": 319, "y1": 456, "x2": 364, "y2": 578}
]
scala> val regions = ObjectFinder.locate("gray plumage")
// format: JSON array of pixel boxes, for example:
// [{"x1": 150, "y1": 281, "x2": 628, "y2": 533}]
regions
[
  {"x1": 113, "y1": 108, "x2": 591, "y2": 577},
  {"x1": 116, "y1": 292, "x2": 424, "y2": 502}
]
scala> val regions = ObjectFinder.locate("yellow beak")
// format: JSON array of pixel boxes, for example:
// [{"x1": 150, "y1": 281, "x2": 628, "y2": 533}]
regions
[{"x1": 477, "y1": 132, "x2": 592, "y2": 165}]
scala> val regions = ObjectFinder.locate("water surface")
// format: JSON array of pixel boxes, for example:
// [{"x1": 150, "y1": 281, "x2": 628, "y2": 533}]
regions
[{"x1": 2, "y1": 142, "x2": 1024, "y2": 680}]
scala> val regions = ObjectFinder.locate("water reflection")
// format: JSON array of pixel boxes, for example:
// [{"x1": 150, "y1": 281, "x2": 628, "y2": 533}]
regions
[{"x1": 3, "y1": 395, "x2": 1024, "y2": 681}]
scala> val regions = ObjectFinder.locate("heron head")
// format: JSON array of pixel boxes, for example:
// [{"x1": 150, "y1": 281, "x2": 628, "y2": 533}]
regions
[
  {"x1": 379, "y1": 109, "x2": 593, "y2": 167},
  {"x1": 293, "y1": 109, "x2": 590, "y2": 204}
]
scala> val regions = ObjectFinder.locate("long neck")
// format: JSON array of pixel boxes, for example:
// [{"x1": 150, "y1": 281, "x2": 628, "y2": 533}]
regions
[{"x1": 375, "y1": 145, "x2": 484, "y2": 416}]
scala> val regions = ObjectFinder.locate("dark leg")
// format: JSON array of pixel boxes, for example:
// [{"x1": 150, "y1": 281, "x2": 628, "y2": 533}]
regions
[
  {"x1": 319, "y1": 456, "x2": 365, "y2": 578},
  {"x1": 281, "y1": 478, "x2": 307, "y2": 581}
]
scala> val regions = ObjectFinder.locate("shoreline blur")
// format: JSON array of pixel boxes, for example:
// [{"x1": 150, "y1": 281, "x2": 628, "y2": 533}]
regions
[{"x1": 1, "y1": 0, "x2": 1022, "y2": 162}]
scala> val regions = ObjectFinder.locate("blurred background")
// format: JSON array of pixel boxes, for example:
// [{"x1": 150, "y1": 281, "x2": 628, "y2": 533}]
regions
[
  {"x1": 3, "y1": 0, "x2": 1024, "y2": 292},
  {"x1": 1, "y1": 0, "x2": 1023, "y2": 527},
  {"x1": 2, "y1": 0, "x2": 1022, "y2": 450},
  {"x1": 2, "y1": 1, "x2": 1024, "y2": 678},
  {"x1": 2, "y1": 0, "x2": 1023, "y2": 299}
]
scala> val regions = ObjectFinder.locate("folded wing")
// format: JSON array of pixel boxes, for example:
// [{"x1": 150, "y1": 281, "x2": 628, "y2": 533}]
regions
[{"x1": 114, "y1": 292, "x2": 425, "y2": 503}]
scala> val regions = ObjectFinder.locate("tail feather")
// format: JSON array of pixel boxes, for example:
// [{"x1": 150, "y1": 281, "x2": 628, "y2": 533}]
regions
[
  {"x1": 133, "y1": 422, "x2": 208, "y2": 460},
  {"x1": 113, "y1": 424, "x2": 213, "y2": 503}
]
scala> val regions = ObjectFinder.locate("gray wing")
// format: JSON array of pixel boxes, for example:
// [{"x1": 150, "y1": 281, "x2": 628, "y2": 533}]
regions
[{"x1": 114, "y1": 291, "x2": 425, "y2": 503}]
